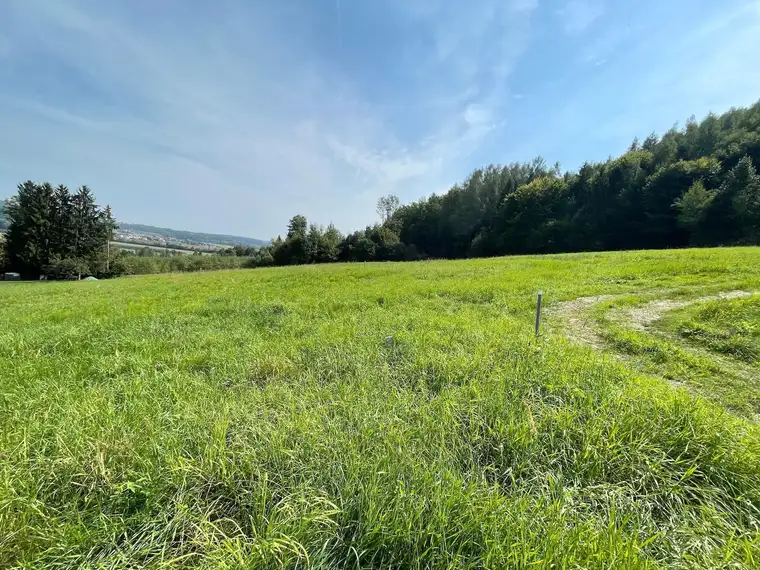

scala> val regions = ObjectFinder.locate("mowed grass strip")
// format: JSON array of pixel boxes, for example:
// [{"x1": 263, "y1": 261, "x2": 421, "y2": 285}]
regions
[{"x1": 1, "y1": 248, "x2": 760, "y2": 569}]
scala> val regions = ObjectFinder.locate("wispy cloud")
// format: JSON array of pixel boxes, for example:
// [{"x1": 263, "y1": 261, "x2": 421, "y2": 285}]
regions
[
  {"x1": 522, "y1": 0, "x2": 760, "y2": 169},
  {"x1": 0, "y1": 0, "x2": 537, "y2": 237},
  {"x1": 0, "y1": 0, "x2": 757, "y2": 237}
]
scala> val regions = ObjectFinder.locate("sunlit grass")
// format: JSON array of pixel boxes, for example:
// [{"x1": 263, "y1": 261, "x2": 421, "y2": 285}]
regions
[
  {"x1": 2, "y1": 248, "x2": 760, "y2": 568},
  {"x1": 666, "y1": 296, "x2": 760, "y2": 364}
]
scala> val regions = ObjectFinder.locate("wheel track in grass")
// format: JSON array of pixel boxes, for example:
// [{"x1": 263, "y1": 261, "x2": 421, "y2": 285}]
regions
[
  {"x1": 547, "y1": 294, "x2": 617, "y2": 350},
  {"x1": 549, "y1": 289, "x2": 756, "y2": 348},
  {"x1": 548, "y1": 289, "x2": 759, "y2": 419}
]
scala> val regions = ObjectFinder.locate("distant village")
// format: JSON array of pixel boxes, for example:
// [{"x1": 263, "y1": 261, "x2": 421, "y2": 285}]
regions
[{"x1": 113, "y1": 229, "x2": 223, "y2": 253}]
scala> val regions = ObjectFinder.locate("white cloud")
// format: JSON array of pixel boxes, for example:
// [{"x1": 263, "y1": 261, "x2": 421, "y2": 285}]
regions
[
  {"x1": 463, "y1": 104, "x2": 493, "y2": 128},
  {"x1": 0, "y1": 0, "x2": 537, "y2": 236}
]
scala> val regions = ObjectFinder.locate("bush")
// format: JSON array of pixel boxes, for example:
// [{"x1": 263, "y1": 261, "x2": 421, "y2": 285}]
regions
[
  {"x1": 107, "y1": 252, "x2": 252, "y2": 276},
  {"x1": 43, "y1": 257, "x2": 92, "y2": 280}
]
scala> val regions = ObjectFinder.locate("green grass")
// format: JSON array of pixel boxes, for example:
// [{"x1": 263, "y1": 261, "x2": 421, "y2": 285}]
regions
[
  {"x1": 591, "y1": 292, "x2": 760, "y2": 418},
  {"x1": 2, "y1": 248, "x2": 760, "y2": 568},
  {"x1": 665, "y1": 297, "x2": 760, "y2": 364}
]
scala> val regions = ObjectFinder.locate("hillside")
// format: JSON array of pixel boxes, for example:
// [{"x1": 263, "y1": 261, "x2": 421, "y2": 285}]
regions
[
  {"x1": 0, "y1": 207, "x2": 266, "y2": 247},
  {"x1": 2, "y1": 248, "x2": 759, "y2": 568},
  {"x1": 242, "y1": 101, "x2": 760, "y2": 268},
  {"x1": 117, "y1": 222, "x2": 268, "y2": 247}
]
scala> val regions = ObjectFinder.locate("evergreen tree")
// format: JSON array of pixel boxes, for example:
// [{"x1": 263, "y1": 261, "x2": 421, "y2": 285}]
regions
[
  {"x1": 0, "y1": 200, "x2": 8, "y2": 231},
  {"x1": 4, "y1": 182, "x2": 117, "y2": 277},
  {"x1": 52, "y1": 185, "x2": 75, "y2": 259},
  {"x1": 4, "y1": 182, "x2": 56, "y2": 276}
]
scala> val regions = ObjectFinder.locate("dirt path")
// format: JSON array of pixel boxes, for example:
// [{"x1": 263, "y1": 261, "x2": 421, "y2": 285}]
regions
[
  {"x1": 550, "y1": 290, "x2": 756, "y2": 348},
  {"x1": 550, "y1": 290, "x2": 759, "y2": 420}
]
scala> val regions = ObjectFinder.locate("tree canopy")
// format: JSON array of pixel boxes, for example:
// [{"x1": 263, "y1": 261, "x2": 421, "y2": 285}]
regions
[
  {"x1": 254, "y1": 100, "x2": 760, "y2": 266},
  {"x1": 3, "y1": 182, "x2": 116, "y2": 278},
  {"x1": 6, "y1": 100, "x2": 760, "y2": 276}
]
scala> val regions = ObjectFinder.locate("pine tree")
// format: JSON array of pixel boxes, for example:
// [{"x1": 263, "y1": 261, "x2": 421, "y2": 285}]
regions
[
  {"x1": 72, "y1": 186, "x2": 99, "y2": 258},
  {"x1": 52, "y1": 185, "x2": 74, "y2": 259},
  {"x1": 4, "y1": 182, "x2": 56, "y2": 276},
  {"x1": 4, "y1": 182, "x2": 117, "y2": 277}
]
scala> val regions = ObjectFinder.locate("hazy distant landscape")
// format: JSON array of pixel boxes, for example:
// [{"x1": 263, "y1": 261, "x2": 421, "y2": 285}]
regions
[
  {"x1": 0, "y1": 207, "x2": 267, "y2": 257},
  {"x1": 116, "y1": 223, "x2": 268, "y2": 249},
  {"x1": 112, "y1": 223, "x2": 268, "y2": 254}
]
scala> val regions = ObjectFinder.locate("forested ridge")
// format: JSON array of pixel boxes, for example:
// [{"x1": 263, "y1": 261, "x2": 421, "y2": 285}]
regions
[
  {"x1": 3, "y1": 101, "x2": 760, "y2": 278},
  {"x1": 241, "y1": 100, "x2": 760, "y2": 267}
]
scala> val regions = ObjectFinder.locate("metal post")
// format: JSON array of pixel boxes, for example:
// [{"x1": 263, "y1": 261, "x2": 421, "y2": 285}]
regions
[{"x1": 535, "y1": 291, "x2": 543, "y2": 336}]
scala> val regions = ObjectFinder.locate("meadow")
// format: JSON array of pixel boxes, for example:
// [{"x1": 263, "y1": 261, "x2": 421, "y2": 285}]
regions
[{"x1": 1, "y1": 247, "x2": 760, "y2": 569}]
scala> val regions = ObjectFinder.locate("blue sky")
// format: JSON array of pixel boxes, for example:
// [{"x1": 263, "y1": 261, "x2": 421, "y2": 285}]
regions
[{"x1": 1, "y1": 0, "x2": 759, "y2": 239}]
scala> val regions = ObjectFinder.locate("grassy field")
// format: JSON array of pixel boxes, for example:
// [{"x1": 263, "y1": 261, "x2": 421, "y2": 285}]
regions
[{"x1": 1, "y1": 247, "x2": 760, "y2": 569}]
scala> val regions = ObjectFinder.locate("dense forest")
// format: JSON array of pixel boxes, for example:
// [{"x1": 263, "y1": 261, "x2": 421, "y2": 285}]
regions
[
  {"x1": 3, "y1": 101, "x2": 760, "y2": 279},
  {"x1": 240, "y1": 100, "x2": 759, "y2": 267}
]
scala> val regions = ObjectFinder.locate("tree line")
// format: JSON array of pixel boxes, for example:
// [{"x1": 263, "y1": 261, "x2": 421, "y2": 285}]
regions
[
  {"x1": 221, "y1": 101, "x2": 760, "y2": 267},
  {"x1": 1, "y1": 182, "x2": 117, "y2": 278},
  {"x1": 0, "y1": 183, "x2": 251, "y2": 279},
  {"x1": 3, "y1": 100, "x2": 760, "y2": 278}
]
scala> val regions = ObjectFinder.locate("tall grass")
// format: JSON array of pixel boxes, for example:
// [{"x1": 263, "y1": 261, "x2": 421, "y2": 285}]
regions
[
  {"x1": 669, "y1": 296, "x2": 760, "y2": 364},
  {"x1": 2, "y1": 248, "x2": 760, "y2": 568}
]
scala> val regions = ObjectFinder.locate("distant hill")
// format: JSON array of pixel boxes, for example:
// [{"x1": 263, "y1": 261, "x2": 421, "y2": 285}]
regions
[{"x1": 118, "y1": 223, "x2": 268, "y2": 248}]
